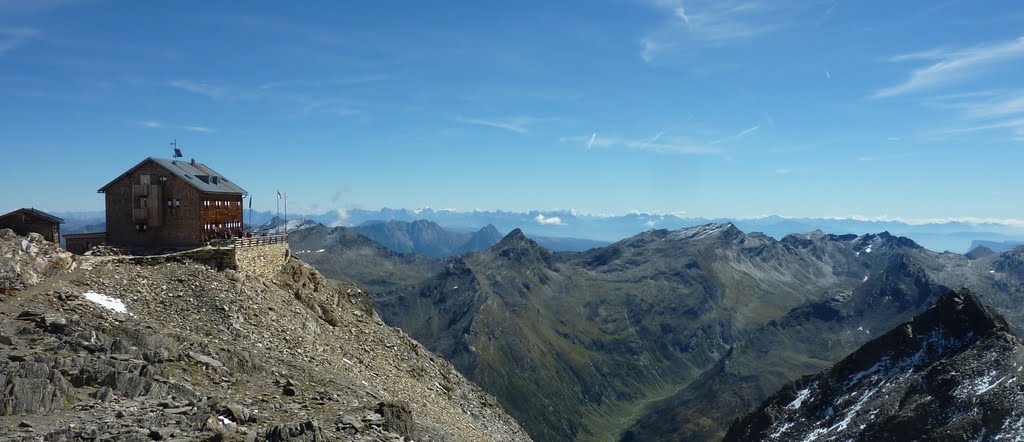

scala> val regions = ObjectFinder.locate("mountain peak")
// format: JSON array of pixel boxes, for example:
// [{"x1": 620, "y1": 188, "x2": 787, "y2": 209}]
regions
[
  {"x1": 927, "y1": 288, "x2": 1009, "y2": 336},
  {"x1": 479, "y1": 224, "x2": 500, "y2": 235},
  {"x1": 725, "y1": 289, "x2": 1018, "y2": 441},
  {"x1": 668, "y1": 222, "x2": 743, "y2": 241},
  {"x1": 488, "y1": 228, "x2": 555, "y2": 268},
  {"x1": 492, "y1": 228, "x2": 530, "y2": 249},
  {"x1": 965, "y1": 245, "x2": 996, "y2": 260}
]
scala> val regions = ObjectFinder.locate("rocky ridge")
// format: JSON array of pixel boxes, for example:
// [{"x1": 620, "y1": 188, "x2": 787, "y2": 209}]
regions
[
  {"x1": 0, "y1": 231, "x2": 529, "y2": 441},
  {"x1": 724, "y1": 289, "x2": 1024, "y2": 441}
]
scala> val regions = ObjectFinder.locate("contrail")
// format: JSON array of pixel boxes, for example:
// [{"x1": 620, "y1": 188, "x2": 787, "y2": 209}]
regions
[
  {"x1": 641, "y1": 131, "x2": 664, "y2": 149},
  {"x1": 586, "y1": 132, "x2": 597, "y2": 151},
  {"x1": 825, "y1": 71, "x2": 831, "y2": 79}
]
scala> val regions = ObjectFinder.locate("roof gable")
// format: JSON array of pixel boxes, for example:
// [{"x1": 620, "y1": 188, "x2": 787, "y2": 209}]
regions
[
  {"x1": 98, "y1": 157, "x2": 247, "y2": 195},
  {"x1": 0, "y1": 208, "x2": 64, "y2": 224}
]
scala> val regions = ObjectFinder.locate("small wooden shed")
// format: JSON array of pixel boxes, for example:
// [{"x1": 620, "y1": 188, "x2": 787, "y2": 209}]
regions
[{"x1": 0, "y1": 208, "x2": 64, "y2": 242}]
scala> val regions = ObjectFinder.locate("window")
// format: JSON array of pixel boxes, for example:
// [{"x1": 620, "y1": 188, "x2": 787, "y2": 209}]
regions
[
  {"x1": 216, "y1": 201, "x2": 221, "y2": 207},
  {"x1": 140, "y1": 174, "x2": 150, "y2": 185},
  {"x1": 167, "y1": 199, "x2": 173, "y2": 207},
  {"x1": 174, "y1": 199, "x2": 180, "y2": 207}
]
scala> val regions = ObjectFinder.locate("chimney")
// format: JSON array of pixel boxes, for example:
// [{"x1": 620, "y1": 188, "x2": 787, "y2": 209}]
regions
[{"x1": 190, "y1": 158, "x2": 196, "y2": 166}]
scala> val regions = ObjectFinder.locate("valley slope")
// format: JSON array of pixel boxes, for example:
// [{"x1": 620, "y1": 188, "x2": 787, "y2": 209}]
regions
[{"x1": 289, "y1": 221, "x2": 1024, "y2": 441}]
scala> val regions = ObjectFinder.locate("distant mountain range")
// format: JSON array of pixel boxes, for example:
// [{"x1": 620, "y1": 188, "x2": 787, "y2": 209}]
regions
[
  {"x1": 287, "y1": 219, "x2": 1024, "y2": 441},
  {"x1": 260, "y1": 217, "x2": 609, "y2": 255},
  {"x1": 49, "y1": 208, "x2": 1024, "y2": 252}
]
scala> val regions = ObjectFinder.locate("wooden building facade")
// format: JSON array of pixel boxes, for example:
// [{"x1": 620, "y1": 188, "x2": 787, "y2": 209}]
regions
[
  {"x1": 98, "y1": 157, "x2": 247, "y2": 252},
  {"x1": 63, "y1": 232, "x2": 107, "y2": 255},
  {"x1": 0, "y1": 208, "x2": 63, "y2": 242}
]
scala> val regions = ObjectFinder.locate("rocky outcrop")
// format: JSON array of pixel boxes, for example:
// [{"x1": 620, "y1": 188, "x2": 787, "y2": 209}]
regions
[
  {"x1": 724, "y1": 289, "x2": 1024, "y2": 441},
  {"x1": 0, "y1": 229, "x2": 75, "y2": 293},
  {"x1": 0, "y1": 231, "x2": 529, "y2": 441}
]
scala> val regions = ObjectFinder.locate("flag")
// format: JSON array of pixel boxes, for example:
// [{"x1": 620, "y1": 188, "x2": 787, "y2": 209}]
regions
[
  {"x1": 277, "y1": 190, "x2": 282, "y2": 200},
  {"x1": 248, "y1": 196, "x2": 252, "y2": 208}
]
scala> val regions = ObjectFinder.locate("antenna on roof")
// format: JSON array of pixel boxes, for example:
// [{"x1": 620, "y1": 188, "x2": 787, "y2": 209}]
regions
[{"x1": 172, "y1": 140, "x2": 183, "y2": 159}]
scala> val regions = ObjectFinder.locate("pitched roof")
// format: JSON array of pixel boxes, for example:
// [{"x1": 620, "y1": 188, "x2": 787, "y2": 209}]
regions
[
  {"x1": 98, "y1": 157, "x2": 247, "y2": 195},
  {"x1": 0, "y1": 208, "x2": 64, "y2": 224}
]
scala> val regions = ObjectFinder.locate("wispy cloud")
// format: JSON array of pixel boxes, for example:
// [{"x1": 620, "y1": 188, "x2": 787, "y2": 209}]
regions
[
  {"x1": 934, "y1": 117, "x2": 1024, "y2": 138},
  {"x1": 535, "y1": 214, "x2": 565, "y2": 226},
  {"x1": 711, "y1": 125, "x2": 759, "y2": 144},
  {"x1": 642, "y1": 0, "x2": 777, "y2": 62},
  {"x1": 168, "y1": 80, "x2": 227, "y2": 100},
  {"x1": 456, "y1": 116, "x2": 538, "y2": 134},
  {"x1": 0, "y1": 0, "x2": 82, "y2": 17},
  {"x1": 166, "y1": 78, "x2": 367, "y2": 120},
  {"x1": 0, "y1": 27, "x2": 39, "y2": 56},
  {"x1": 874, "y1": 36, "x2": 1024, "y2": 98},
  {"x1": 923, "y1": 88, "x2": 1024, "y2": 140},
  {"x1": 561, "y1": 133, "x2": 726, "y2": 155},
  {"x1": 640, "y1": 131, "x2": 665, "y2": 149},
  {"x1": 641, "y1": 38, "x2": 674, "y2": 63},
  {"x1": 931, "y1": 90, "x2": 1024, "y2": 120},
  {"x1": 774, "y1": 168, "x2": 791, "y2": 174},
  {"x1": 586, "y1": 133, "x2": 597, "y2": 151},
  {"x1": 137, "y1": 120, "x2": 215, "y2": 133},
  {"x1": 816, "y1": 1, "x2": 839, "y2": 26}
]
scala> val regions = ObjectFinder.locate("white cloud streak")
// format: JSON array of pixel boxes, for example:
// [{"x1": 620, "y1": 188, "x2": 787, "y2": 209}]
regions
[
  {"x1": 711, "y1": 125, "x2": 759, "y2": 145},
  {"x1": 137, "y1": 120, "x2": 215, "y2": 133},
  {"x1": 586, "y1": 132, "x2": 597, "y2": 151},
  {"x1": 562, "y1": 133, "x2": 726, "y2": 155},
  {"x1": 640, "y1": 131, "x2": 665, "y2": 149},
  {"x1": 923, "y1": 88, "x2": 1024, "y2": 140},
  {"x1": 0, "y1": 27, "x2": 38, "y2": 56},
  {"x1": 456, "y1": 116, "x2": 534, "y2": 134},
  {"x1": 168, "y1": 80, "x2": 227, "y2": 99},
  {"x1": 874, "y1": 37, "x2": 1024, "y2": 98}
]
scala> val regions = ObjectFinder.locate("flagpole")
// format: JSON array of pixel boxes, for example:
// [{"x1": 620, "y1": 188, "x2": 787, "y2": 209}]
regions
[
  {"x1": 284, "y1": 193, "x2": 288, "y2": 235},
  {"x1": 276, "y1": 190, "x2": 280, "y2": 232}
]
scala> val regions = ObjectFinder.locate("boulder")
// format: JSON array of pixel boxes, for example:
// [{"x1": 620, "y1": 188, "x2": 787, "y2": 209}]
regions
[
  {"x1": 264, "y1": 420, "x2": 325, "y2": 441},
  {"x1": 376, "y1": 401, "x2": 418, "y2": 439}
]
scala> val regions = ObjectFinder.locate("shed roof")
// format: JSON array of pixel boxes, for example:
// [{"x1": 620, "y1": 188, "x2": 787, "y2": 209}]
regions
[
  {"x1": 98, "y1": 157, "x2": 247, "y2": 195},
  {"x1": 0, "y1": 208, "x2": 65, "y2": 224}
]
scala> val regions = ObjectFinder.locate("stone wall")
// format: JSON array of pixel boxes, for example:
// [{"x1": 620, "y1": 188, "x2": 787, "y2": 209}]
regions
[
  {"x1": 235, "y1": 243, "x2": 289, "y2": 278},
  {"x1": 89, "y1": 243, "x2": 288, "y2": 278}
]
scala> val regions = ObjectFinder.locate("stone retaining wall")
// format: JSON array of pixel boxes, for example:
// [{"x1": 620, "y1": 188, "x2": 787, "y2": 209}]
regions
[
  {"x1": 234, "y1": 243, "x2": 289, "y2": 278},
  {"x1": 110, "y1": 243, "x2": 289, "y2": 277}
]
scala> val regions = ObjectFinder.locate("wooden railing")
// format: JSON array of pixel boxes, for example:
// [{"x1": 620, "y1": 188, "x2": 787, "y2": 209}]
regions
[{"x1": 210, "y1": 234, "x2": 287, "y2": 248}]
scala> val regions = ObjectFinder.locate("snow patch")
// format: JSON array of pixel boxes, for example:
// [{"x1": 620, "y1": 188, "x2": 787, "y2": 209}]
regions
[
  {"x1": 82, "y1": 291, "x2": 129, "y2": 314},
  {"x1": 787, "y1": 384, "x2": 814, "y2": 409}
]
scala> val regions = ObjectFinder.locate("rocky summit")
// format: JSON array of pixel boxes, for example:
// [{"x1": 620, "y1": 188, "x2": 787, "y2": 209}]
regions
[
  {"x1": 0, "y1": 230, "x2": 529, "y2": 441},
  {"x1": 724, "y1": 289, "x2": 1024, "y2": 441}
]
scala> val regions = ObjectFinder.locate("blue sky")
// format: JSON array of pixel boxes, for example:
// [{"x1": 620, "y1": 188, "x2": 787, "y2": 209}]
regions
[{"x1": 1, "y1": 0, "x2": 1023, "y2": 225}]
